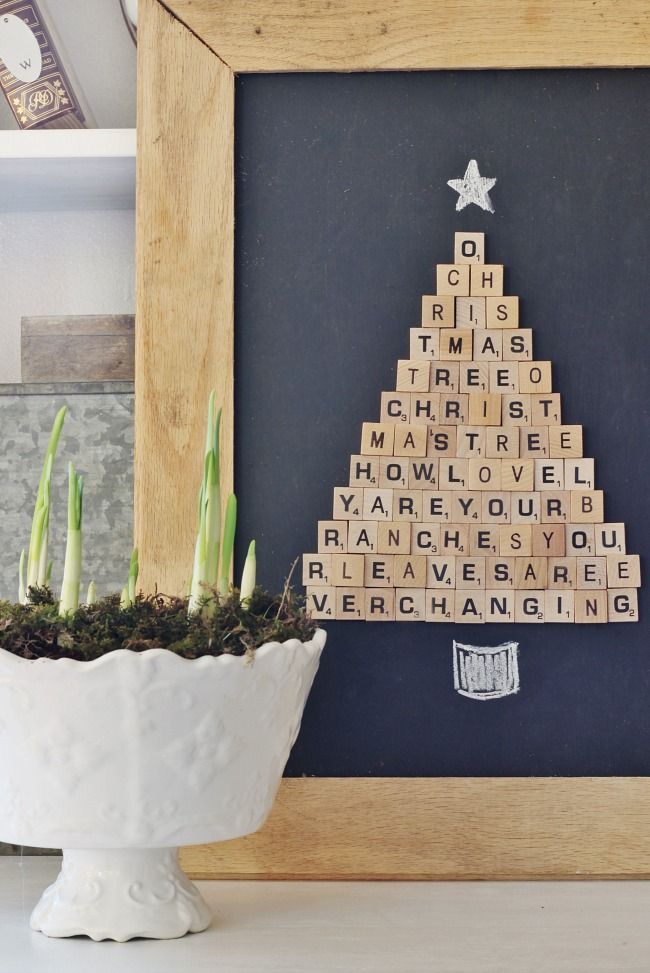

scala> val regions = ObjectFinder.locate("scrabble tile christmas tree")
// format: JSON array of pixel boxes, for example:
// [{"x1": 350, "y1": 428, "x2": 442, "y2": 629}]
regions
[{"x1": 303, "y1": 232, "x2": 641, "y2": 624}]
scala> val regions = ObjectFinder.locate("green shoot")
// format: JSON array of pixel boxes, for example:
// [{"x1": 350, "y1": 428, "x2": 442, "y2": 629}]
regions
[
  {"x1": 86, "y1": 580, "x2": 97, "y2": 606},
  {"x1": 240, "y1": 539, "x2": 256, "y2": 607},
  {"x1": 59, "y1": 462, "x2": 84, "y2": 616},
  {"x1": 120, "y1": 549, "x2": 139, "y2": 609},
  {"x1": 24, "y1": 405, "x2": 66, "y2": 599},
  {"x1": 189, "y1": 392, "x2": 222, "y2": 615},
  {"x1": 218, "y1": 494, "x2": 237, "y2": 596},
  {"x1": 18, "y1": 549, "x2": 25, "y2": 604}
]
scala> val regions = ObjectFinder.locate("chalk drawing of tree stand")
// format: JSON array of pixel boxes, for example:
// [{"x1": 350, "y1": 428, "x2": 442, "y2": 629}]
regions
[{"x1": 453, "y1": 640, "x2": 520, "y2": 700}]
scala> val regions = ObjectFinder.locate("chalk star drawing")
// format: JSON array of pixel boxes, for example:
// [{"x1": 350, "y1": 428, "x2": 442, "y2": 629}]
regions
[{"x1": 447, "y1": 159, "x2": 496, "y2": 214}]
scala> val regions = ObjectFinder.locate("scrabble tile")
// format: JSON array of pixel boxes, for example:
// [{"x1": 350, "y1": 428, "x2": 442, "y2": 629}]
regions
[
  {"x1": 331, "y1": 553, "x2": 365, "y2": 587},
  {"x1": 396, "y1": 360, "x2": 430, "y2": 392},
  {"x1": 379, "y1": 457, "x2": 409, "y2": 489},
  {"x1": 365, "y1": 588, "x2": 395, "y2": 621},
  {"x1": 363, "y1": 488, "x2": 393, "y2": 520},
  {"x1": 335, "y1": 587, "x2": 365, "y2": 620},
  {"x1": 468, "y1": 458, "x2": 502, "y2": 491},
  {"x1": 394, "y1": 555, "x2": 427, "y2": 587},
  {"x1": 499, "y1": 524, "x2": 533, "y2": 556},
  {"x1": 451, "y1": 491, "x2": 482, "y2": 522},
  {"x1": 486, "y1": 556, "x2": 516, "y2": 588},
  {"x1": 440, "y1": 328, "x2": 473, "y2": 360},
  {"x1": 456, "y1": 426, "x2": 486, "y2": 458},
  {"x1": 429, "y1": 362, "x2": 460, "y2": 393},
  {"x1": 427, "y1": 556, "x2": 456, "y2": 588},
  {"x1": 427, "y1": 426, "x2": 457, "y2": 456},
  {"x1": 347, "y1": 522, "x2": 378, "y2": 553},
  {"x1": 439, "y1": 393, "x2": 468, "y2": 424},
  {"x1": 454, "y1": 590, "x2": 486, "y2": 623},
  {"x1": 377, "y1": 522, "x2": 411, "y2": 554},
  {"x1": 547, "y1": 557, "x2": 577, "y2": 589},
  {"x1": 460, "y1": 363, "x2": 489, "y2": 393},
  {"x1": 333, "y1": 487, "x2": 364, "y2": 520},
  {"x1": 570, "y1": 490, "x2": 604, "y2": 523},
  {"x1": 576, "y1": 557, "x2": 607, "y2": 590},
  {"x1": 474, "y1": 331, "x2": 503, "y2": 361},
  {"x1": 489, "y1": 362, "x2": 519, "y2": 393},
  {"x1": 425, "y1": 590, "x2": 455, "y2": 621},
  {"x1": 349, "y1": 455, "x2": 379, "y2": 487},
  {"x1": 532, "y1": 524, "x2": 565, "y2": 557},
  {"x1": 534, "y1": 459, "x2": 564, "y2": 491},
  {"x1": 502, "y1": 394, "x2": 531, "y2": 426},
  {"x1": 564, "y1": 458, "x2": 595, "y2": 490},
  {"x1": 595, "y1": 523, "x2": 626, "y2": 556},
  {"x1": 515, "y1": 557, "x2": 548, "y2": 589},
  {"x1": 440, "y1": 524, "x2": 469, "y2": 555},
  {"x1": 482, "y1": 492, "x2": 512, "y2": 524},
  {"x1": 530, "y1": 393, "x2": 562, "y2": 425},
  {"x1": 519, "y1": 361, "x2": 553, "y2": 394},
  {"x1": 410, "y1": 393, "x2": 440, "y2": 425},
  {"x1": 468, "y1": 393, "x2": 502, "y2": 425},
  {"x1": 607, "y1": 588, "x2": 639, "y2": 622},
  {"x1": 361, "y1": 422, "x2": 395, "y2": 455},
  {"x1": 486, "y1": 295, "x2": 518, "y2": 327},
  {"x1": 422, "y1": 490, "x2": 453, "y2": 522},
  {"x1": 485, "y1": 427, "x2": 519, "y2": 458},
  {"x1": 454, "y1": 231, "x2": 485, "y2": 264},
  {"x1": 470, "y1": 265, "x2": 504, "y2": 296},
  {"x1": 515, "y1": 590, "x2": 546, "y2": 622},
  {"x1": 549, "y1": 425, "x2": 583, "y2": 458},
  {"x1": 411, "y1": 523, "x2": 441, "y2": 554},
  {"x1": 510, "y1": 491, "x2": 541, "y2": 524},
  {"x1": 485, "y1": 590, "x2": 516, "y2": 622},
  {"x1": 364, "y1": 555, "x2": 395, "y2": 587},
  {"x1": 303, "y1": 554, "x2": 332, "y2": 586},
  {"x1": 565, "y1": 524, "x2": 595, "y2": 556},
  {"x1": 318, "y1": 520, "x2": 347, "y2": 552},
  {"x1": 436, "y1": 264, "x2": 471, "y2": 296},
  {"x1": 306, "y1": 586, "x2": 335, "y2": 620},
  {"x1": 540, "y1": 492, "x2": 570, "y2": 523},
  {"x1": 456, "y1": 557, "x2": 486, "y2": 588},
  {"x1": 574, "y1": 590, "x2": 607, "y2": 623},
  {"x1": 501, "y1": 460, "x2": 535, "y2": 492},
  {"x1": 410, "y1": 327, "x2": 440, "y2": 360},
  {"x1": 544, "y1": 590, "x2": 575, "y2": 622},
  {"x1": 502, "y1": 329, "x2": 533, "y2": 361},
  {"x1": 468, "y1": 525, "x2": 500, "y2": 556},
  {"x1": 409, "y1": 458, "x2": 439, "y2": 487},
  {"x1": 380, "y1": 392, "x2": 411, "y2": 424},
  {"x1": 394, "y1": 424, "x2": 428, "y2": 456},
  {"x1": 455, "y1": 296, "x2": 486, "y2": 328},
  {"x1": 520, "y1": 427, "x2": 549, "y2": 458},
  {"x1": 438, "y1": 457, "x2": 469, "y2": 490},
  {"x1": 607, "y1": 554, "x2": 641, "y2": 588},
  {"x1": 421, "y1": 294, "x2": 454, "y2": 327},
  {"x1": 395, "y1": 588, "x2": 426, "y2": 621},
  {"x1": 393, "y1": 490, "x2": 423, "y2": 521}
]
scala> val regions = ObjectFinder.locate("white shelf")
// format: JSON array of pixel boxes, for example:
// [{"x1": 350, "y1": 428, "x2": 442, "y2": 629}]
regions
[{"x1": 0, "y1": 128, "x2": 135, "y2": 212}]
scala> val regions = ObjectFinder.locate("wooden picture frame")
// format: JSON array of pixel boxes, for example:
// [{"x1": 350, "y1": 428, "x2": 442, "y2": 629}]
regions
[{"x1": 136, "y1": 0, "x2": 650, "y2": 879}]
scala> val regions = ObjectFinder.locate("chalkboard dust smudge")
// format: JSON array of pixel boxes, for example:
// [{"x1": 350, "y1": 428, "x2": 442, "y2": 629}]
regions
[{"x1": 453, "y1": 640, "x2": 520, "y2": 700}]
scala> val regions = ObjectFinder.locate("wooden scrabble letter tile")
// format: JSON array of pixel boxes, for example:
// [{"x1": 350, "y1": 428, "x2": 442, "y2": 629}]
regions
[
  {"x1": 456, "y1": 557, "x2": 486, "y2": 589},
  {"x1": 501, "y1": 460, "x2": 535, "y2": 492},
  {"x1": 486, "y1": 556, "x2": 515, "y2": 588},
  {"x1": 534, "y1": 460, "x2": 564, "y2": 491},
  {"x1": 394, "y1": 424, "x2": 428, "y2": 456},
  {"x1": 515, "y1": 557, "x2": 548, "y2": 589},
  {"x1": 499, "y1": 525, "x2": 533, "y2": 556},
  {"x1": 410, "y1": 394, "x2": 440, "y2": 425},
  {"x1": 425, "y1": 590, "x2": 454, "y2": 622},
  {"x1": 365, "y1": 588, "x2": 396, "y2": 621},
  {"x1": 422, "y1": 491, "x2": 452, "y2": 522},
  {"x1": 502, "y1": 330, "x2": 533, "y2": 361},
  {"x1": 379, "y1": 458, "x2": 409, "y2": 489},
  {"x1": 349, "y1": 455, "x2": 379, "y2": 487},
  {"x1": 361, "y1": 422, "x2": 395, "y2": 455},
  {"x1": 530, "y1": 394, "x2": 562, "y2": 425},
  {"x1": 469, "y1": 526, "x2": 500, "y2": 556},
  {"x1": 549, "y1": 425, "x2": 583, "y2": 458},
  {"x1": 456, "y1": 426, "x2": 486, "y2": 458},
  {"x1": 303, "y1": 554, "x2": 332, "y2": 586},
  {"x1": 514, "y1": 591, "x2": 545, "y2": 623},
  {"x1": 595, "y1": 523, "x2": 626, "y2": 555},
  {"x1": 427, "y1": 556, "x2": 456, "y2": 588},
  {"x1": 347, "y1": 522, "x2": 378, "y2": 553},
  {"x1": 438, "y1": 458, "x2": 469, "y2": 490},
  {"x1": 377, "y1": 522, "x2": 411, "y2": 554},
  {"x1": 454, "y1": 590, "x2": 486, "y2": 623},
  {"x1": 455, "y1": 297, "x2": 486, "y2": 329},
  {"x1": 437, "y1": 264, "x2": 470, "y2": 296},
  {"x1": 364, "y1": 554, "x2": 394, "y2": 587},
  {"x1": 502, "y1": 394, "x2": 531, "y2": 426},
  {"x1": 421, "y1": 295, "x2": 454, "y2": 328},
  {"x1": 520, "y1": 427, "x2": 549, "y2": 458},
  {"x1": 486, "y1": 427, "x2": 519, "y2": 458},
  {"x1": 331, "y1": 553, "x2": 365, "y2": 587},
  {"x1": 540, "y1": 492, "x2": 570, "y2": 523},
  {"x1": 519, "y1": 361, "x2": 552, "y2": 394},
  {"x1": 485, "y1": 590, "x2": 515, "y2": 622},
  {"x1": 565, "y1": 458, "x2": 595, "y2": 490},
  {"x1": 482, "y1": 493, "x2": 511, "y2": 524},
  {"x1": 335, "y1": 587, "x2": 366, "y2": 620},
  {"x1": 429, "y1": 363, "x2": 460, "y2": 393},
  {"x1": 565, "y1": 524, "x2": 595, "y2": 556},
  {"x1": 451, "y1": 491, "x2": 482, "y2": 523},
  {"x1": 486, "y1": 296, "x2": 518, "y2": 328},
  {"x1": 318, "y1": 521, "x2": 347, "y2": 552},
  {"x1": 510, "y1": 491, "x2": 541, "y2": 524},
  {"x1": 468, "y1": 393, "x2": 502, "y2": 426},
  {"x1": 460, "y1": 363, "x2": 489, "y2": 393},
  {"x1": 333, "y1": 487, "x2": 364, "y2": 520},
  {"x1": 440, "y1": 525, "x2": 469, "y2": 555},
  {"x1": 473, "y1": 331, "x2": 503, "y2": 362},
  {"x1": 411, "y1": 523, "x2": 441, "y2": 554},
  {"x1": 607, "y1": 554, "x2": 641, "y2": 588},
  {"x1": 544, "y1": 590, "x2": 575, "y2": 622},
  {"x1": 394, "y1": 555, "x2": 427, "y2": 587},
  {"x1": 440, "y1": 329, "x2": 473, "y2": 361},
  {"x1": 363, "y1": 488, "x2": 394, "y2": 520},
  {"x1": 576, "y1": 557, "x2": 607, "y2": 590},
  {"x1": 454, "y1": 231, "x2": 485, "y2": 264},
  {"x1": 607, "y1": 588, "x2": 639, "y2": 622},
  {"x1": 548, "y1": 557, "x2": 577, "y2": 589},
  {"x1": 468, "y1": 458, "x2": 502, "y2": 491},
  {"x1": 532, "y1": 524, "x2": 565, "y2": 557},
  {"x1": 410, "y1": 328, "x2": 440, "y2": 360},
  {"x1": 427, "y1": 426, "x2": 457, "y2": 456},
  {"x1": 395, "y1": 588, "x2": 426, "y2": 621},
  {"x1": 396, "y1": 360, "x2": 430, "y2": 392},
  {"x1": 393, "y1": 490, "x2": 423, "y2": 521},
  {"x1": 489, "y1": 363, "x2": 519, "y2": 393},
  {"x1": 470, "y1": 265, "x2": 504, "y2": 296},
  {"x1": 570, "y1": 490, "x2": 604, "y2": 523},
  {"x1": 409, "y1": 458, "x2": 439, "y2": 487},
  {"x1": 574, "y1": 590, "x2": 607, "y2": 624},
  {"x1": 380, "y1": 392, "x2": 411, "y2": 424},
  {"x1": 306, "y1": 586, "x2": 335, "y2": 620}
]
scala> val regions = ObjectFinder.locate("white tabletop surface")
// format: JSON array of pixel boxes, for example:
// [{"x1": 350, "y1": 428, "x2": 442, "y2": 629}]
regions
[{"x1": 2, "y1": 857, "x2": 650, "y2": 972}]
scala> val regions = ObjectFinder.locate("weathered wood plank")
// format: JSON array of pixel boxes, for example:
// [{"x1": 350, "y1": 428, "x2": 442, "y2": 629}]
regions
[{"x1": 21, "y1": 315, "x2": 135, "y2": 382}]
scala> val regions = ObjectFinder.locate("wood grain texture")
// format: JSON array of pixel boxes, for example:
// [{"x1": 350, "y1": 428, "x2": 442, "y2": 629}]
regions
[
  {"x1": 181, "y1": 777, "x2": 650, "y2": 880},
  {"x1": 161, "y1": 0, "x2": 650, "y2": 72},
  {"x1": 136, "y1": 0, "x2": 234, "y2": 594},
  {"x1": 22, "y1": 315, "x2": 134, "y2": 383}
]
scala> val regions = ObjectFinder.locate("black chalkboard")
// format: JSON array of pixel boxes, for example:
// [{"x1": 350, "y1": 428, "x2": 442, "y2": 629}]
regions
[{"x1": 233, "y1": 69, "x2": 649, "y2": 777}]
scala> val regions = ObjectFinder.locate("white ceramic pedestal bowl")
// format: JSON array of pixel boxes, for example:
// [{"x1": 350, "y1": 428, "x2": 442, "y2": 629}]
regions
[{"x1": 0, "y1": 629, "x2": 325, "y2": 941}]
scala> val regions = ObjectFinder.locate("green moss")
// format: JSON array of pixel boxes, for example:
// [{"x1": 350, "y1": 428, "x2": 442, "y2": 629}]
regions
[{"x1": 0, "y1": 585, "x2": 317, "y2": 662}]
